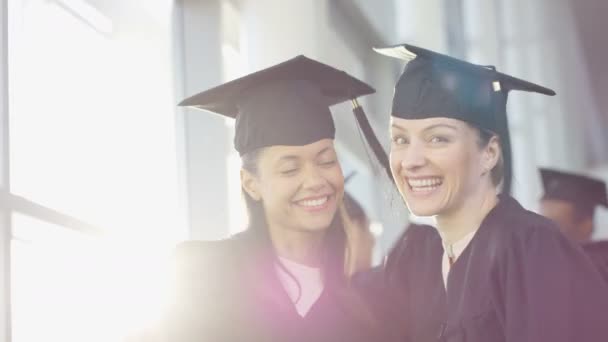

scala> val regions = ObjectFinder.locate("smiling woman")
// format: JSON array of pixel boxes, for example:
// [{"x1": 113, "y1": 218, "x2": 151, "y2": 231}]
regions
[
  {"x1": 242, "y1": 140, "x2": 344, "y2": 237},
  {"x1": 389, "y1": 117, "x2": 500, "y2": 222},
  {"x1": 161, "y1": 56, "x2": 390, "y2": 341},
  {"x1": 372, "y1": 43, "x2": 608, "y2": 342}
]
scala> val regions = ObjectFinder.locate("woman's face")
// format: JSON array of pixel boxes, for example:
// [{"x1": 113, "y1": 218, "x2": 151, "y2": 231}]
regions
[
  {"x1": 242, "y1": 139, "x2": 344, "y2": 233},
  {"x1": 389, "y1": 117, "x2": 496, "y2": 217}
]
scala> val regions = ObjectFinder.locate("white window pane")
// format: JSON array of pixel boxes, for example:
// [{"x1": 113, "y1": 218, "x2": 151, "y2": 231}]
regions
[
  {"x1": 222, "y1": 2, "x2": 249, "y2": 236},
  {"x1": 8, "y1": 0, "x2": 185, "y2": 238},
  {"x1": 11, "y1": 213, "x2": 172, "y2": 342}
]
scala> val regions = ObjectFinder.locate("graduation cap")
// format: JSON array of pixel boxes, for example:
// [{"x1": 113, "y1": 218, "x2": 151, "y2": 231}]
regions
[
  {"x1": 540, "y1": 168, "x2": 608, "y2": 209},
  {"x1": 374, "y1": 43, "x2": 556, "y2": 194},
  {"x1": 179, "y1": 55, "x2": 379, "y2": 157}
]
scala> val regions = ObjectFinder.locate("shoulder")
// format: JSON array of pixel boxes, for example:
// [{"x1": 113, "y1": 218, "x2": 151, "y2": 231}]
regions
[
  {"x1": 388, "y1": 223, "x2": 440, "y2": 257},
  {"x1": 385, "y1": 223, "x2": 440, "y2": 276},
  {"x1": 490, "y1": 195, "x2": 565, "y2": 246},
  {"x1": 489, "y1": 196, "x2": 603, "y2": 278},
  {"x1": 172, "y1": 230, "x2": 256, "y2": 272},
  {"x1": 390, "y1": 223, "x2": 440, "y2": 255},
  {"x1": 583, "y1": 240, "x2": 608, "y2": 253},
  {"x1": 583, "y1": 241, "x2": 608, "y2": 282},
  {"x1": 174, "y1": 230, "x2": 254, "y2": 254},
  {"x1": 582, "y1": 241, "x2": 608, "y2": 267}
]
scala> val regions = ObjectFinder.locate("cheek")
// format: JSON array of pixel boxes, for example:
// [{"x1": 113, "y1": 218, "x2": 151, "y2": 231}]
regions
[
  {"x1": 324, "y1": 165, "x2": 345, "y2": 194},
  {"x1": 442, "y1": 146, "x2": 479, "y2": 181},
  {"x1": 260, "y1": 178, "x2": 297, "y2": 205},
  {"x1": 389, "y1": 150, "x2": 404, "y2": 177}
]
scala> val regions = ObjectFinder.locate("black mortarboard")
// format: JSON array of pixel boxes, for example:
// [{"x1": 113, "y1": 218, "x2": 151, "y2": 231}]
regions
[
  {"x1": 374, "y1": 43, "x2": 556, "y2": 194},
  {"x1": 540, "y1": 168, "x2": 608, "y2": 208},
  {"x1": 179, "y1": 55, "x2": 375, "y2": 156}
]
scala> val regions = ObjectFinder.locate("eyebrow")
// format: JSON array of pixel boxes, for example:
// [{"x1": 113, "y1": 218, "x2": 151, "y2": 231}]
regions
[
  {"x1": 391, "y1": 123, "x2": 458, "y2": 133},
  {"x1": 277, "y1": 155, "x2": 299, "y2": 163},
  {"x1": 422, "y1": 123, "x2": 458, "y2": 132},
  {"x1": 391, "y1": 123, "x2": 406, "y2": 132},
  {"x1": 316, "y1": 146, "x2": 333, "y2": 157},
  {"x1": 276, "y1": 146, "x2": 334, "y2": 163}
]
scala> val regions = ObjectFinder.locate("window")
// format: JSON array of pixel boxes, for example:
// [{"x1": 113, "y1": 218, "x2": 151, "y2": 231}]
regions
[
  {"x1": 4, "y1": 0, "x2": 184, "y2": 340},
  {"x1": 222, "y1": 0, "x2": 249, "y2": 236}
]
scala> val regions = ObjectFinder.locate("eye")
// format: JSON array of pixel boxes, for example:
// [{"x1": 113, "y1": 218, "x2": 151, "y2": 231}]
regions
[
  {"x1": 319, "y1": 159, "x2": 337, "y2": 167},
  {"x1": 429, "y1": 135, "x2": 449, "y2": 144},
  {"x1": 280, "y1": 168, "x2": 299, "y2": 176},
  {"x1": 392, "y1": 135, "x2": 409, "y2": 145}
]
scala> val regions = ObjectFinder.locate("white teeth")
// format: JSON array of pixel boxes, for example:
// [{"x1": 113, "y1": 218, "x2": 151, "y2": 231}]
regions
[
  {"x1": 407, "y1": 177, "x2": 442, "y2": 191},
  {"x1": 299, "y1": 196, "x2": 329, "y2": 207}
]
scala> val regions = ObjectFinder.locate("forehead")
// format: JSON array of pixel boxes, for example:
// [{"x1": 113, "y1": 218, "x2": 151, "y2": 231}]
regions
[
  {"x1": 260, "y1": 138, "x2": 336, "y2": 162},
  {"x1": 390, "y1": 116, "x2": 469, "y2": 132}
]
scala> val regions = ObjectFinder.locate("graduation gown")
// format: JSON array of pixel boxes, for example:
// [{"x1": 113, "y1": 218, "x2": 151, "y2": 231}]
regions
[
  {"x1": 583, "y1": 241, "x2": 608, "y2": 284},
  {"x1": 382, "y1": 195, "x2": 608, "y2": 342},
  {"x1": 162, "y1": 230, "x2": 383, "y2": 342}
]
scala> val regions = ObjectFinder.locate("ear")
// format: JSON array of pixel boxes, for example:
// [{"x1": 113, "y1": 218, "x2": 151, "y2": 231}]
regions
[
  {"x1": 481, "y1": 135, "x2": 501, "y2": 175},
  {"x1": 241, "y1": 168, "x2": 261, "y2": 201}
]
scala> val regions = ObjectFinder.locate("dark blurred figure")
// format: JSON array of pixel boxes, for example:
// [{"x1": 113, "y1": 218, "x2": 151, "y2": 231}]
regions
[
  {"x1": 539, "y1": 168, "x2": 608, "y2": 243},
  {"x1": 583, "y1": 241, "x2": 608, "y2": 283},
  {"x1": 539, "y1": 168, "x2": 608, "y2": 283}
]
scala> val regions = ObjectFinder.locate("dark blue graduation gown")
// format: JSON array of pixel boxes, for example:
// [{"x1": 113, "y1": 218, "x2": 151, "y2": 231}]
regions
[
  {"x1": 583, "y1": 240, "x2": 608, "y2": 284},
  {"x1": 163, "y1": 230, "x2": 384, "y2": 341},
  {"x1": 381, "y1": 195, "x2": 608, "y2": 342}
]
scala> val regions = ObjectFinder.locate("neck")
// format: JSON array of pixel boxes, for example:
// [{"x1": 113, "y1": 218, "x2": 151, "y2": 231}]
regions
[
  {"x1": 267, "y1": 223, "x2": 327, "y2": 267},
  {"x1": 436, "y1": 185, "x2": 498, "y2": 246}
]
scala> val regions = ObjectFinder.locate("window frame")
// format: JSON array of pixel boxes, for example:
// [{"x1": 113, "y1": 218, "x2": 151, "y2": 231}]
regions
[
  {"x1": 0, "y1": 1, "x2": 190, "y2": 340},
  {"x1": 1, "y1": 0, "x2": 12, "y2": 339}
]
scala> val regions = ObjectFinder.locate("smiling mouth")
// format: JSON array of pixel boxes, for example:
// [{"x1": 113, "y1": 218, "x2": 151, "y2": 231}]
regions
[
  {"x1": 294, "y1": 195, "x2": 332, "y2": 211},
  {"x1": 407, "y1": 177, "x2": 443, "y2": 193}
]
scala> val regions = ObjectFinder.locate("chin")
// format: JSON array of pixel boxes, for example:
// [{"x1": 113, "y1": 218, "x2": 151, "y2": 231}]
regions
[
  {"x1": 298, "y1": 215, "x2": 335, "y2": 232},
  {"x1": 405, "y1": 200, "x2": 442, "y2": 217},
  {"x1": 409, "y1": 208, "x2": 439, "y2": 218},
  {"x1": 305, "y1": 220, "x2": 334, "y2": 232}
]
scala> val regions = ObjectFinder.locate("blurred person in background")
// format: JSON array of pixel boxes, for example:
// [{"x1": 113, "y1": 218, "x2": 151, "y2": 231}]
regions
[
  {"x1": 539, "y1": 168, "x2": 608, "y2": 282},
  {"x1": 539, "y1": 168, "x2": 607, "y2": 243}
]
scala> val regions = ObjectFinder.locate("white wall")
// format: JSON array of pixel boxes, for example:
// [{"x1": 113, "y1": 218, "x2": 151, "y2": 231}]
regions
[
  {"x1": 0, "y1": 0, "x2": 11, "y2": 338},
  {"x1": 176, "y1": 0, "x2": 231, "y2": 240},
  {"x1": 395, "y1": 0, "x2": 448, "y2": 51},
  {"x1": 456, "y1": 0, "x2": 598, "y2": 212}
]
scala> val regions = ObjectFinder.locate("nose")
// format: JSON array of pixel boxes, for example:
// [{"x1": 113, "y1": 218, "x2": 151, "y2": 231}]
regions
[
  {"x1": 301, "y1": 164, "x2": 328, "y2": 192},
  {"x1": 399, "y1": 141, "x2": 427, "y2": 172}
]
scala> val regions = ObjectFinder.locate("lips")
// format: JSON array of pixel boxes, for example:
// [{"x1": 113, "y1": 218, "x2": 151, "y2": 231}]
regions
[
  {"x1": 293, "y1": 195, "x2": 333, "y2": 212},
  {"x1": 406, "y1": 177, "x2": 443, "y2": 194}
]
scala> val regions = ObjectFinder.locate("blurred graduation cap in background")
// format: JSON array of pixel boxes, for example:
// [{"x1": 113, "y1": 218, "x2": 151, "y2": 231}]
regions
[{"x1": 540, "y1": 168, "x2": 608, "y2": 210}]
